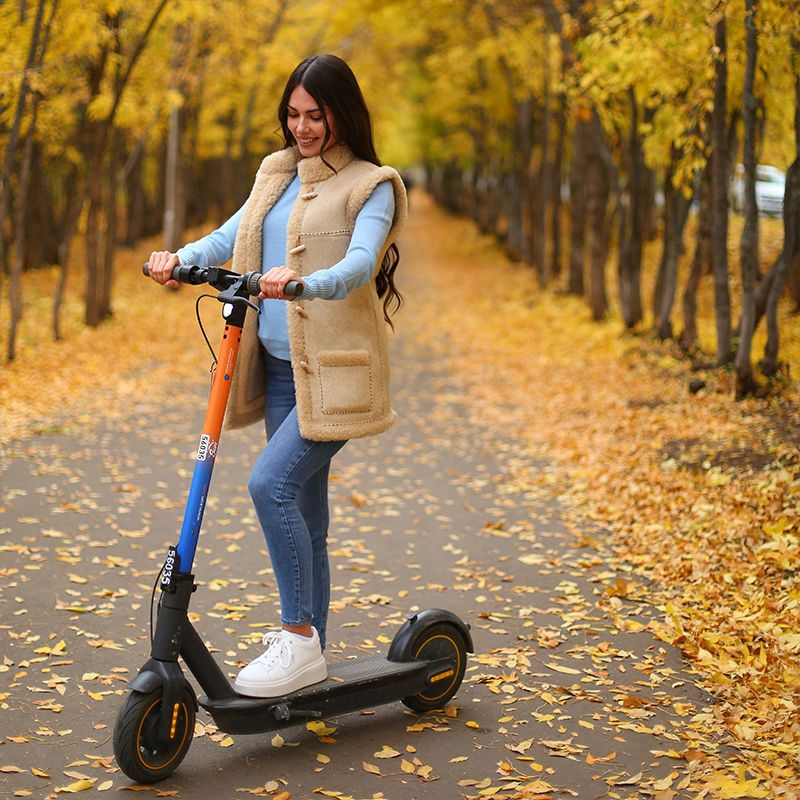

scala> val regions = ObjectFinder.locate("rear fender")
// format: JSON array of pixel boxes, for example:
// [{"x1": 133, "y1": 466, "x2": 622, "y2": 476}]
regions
[{"x1": 387, "y1": 609, "x2": 473, "y2": 662}]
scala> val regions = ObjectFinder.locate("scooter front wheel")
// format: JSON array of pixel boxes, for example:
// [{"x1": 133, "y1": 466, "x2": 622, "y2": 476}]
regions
[
  {"x1": 113, "y1": 688, "x2": 195, "y2": 783},
  {"x1": 400, "y1": 622, "x2": 468, "y2": 712}
]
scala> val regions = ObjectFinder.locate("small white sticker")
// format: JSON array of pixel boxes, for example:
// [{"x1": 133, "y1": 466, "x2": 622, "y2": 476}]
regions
[{"x1": 197, "y1": 434, "x2": 211, "y2": 461}]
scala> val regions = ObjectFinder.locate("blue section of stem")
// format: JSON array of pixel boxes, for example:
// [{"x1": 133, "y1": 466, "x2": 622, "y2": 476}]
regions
[{"x1": 176, "y1": 453, "x2": 216, "y2": 571}]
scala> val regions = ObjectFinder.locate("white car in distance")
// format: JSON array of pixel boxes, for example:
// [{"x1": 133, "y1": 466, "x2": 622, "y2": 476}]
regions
[{"x1": 731, "y1": 163, "x2": 786, "y2": 217}]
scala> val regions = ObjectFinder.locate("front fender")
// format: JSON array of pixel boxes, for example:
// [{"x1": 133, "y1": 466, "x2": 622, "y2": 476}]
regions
[
  {"x1": 128, "y1": 670, "x2": 163, "y2": 694},
  {"x1": 125, "y1": 659, "x2": 197, "y2": 712}
]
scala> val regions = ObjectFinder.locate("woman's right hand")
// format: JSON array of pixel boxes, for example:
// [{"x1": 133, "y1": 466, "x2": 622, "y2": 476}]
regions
[
  {"x1": 147, "y1": 251, "x2": 181, "y2": 288},
  {"x1": 258, "y1": 266, "x2": 305, "y2": 300}
]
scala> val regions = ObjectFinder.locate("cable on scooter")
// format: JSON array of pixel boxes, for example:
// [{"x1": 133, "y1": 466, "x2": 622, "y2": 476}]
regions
[
  {"x1": 195, "y1": 295, "x2": 219, "y2": 371},
  {"x1": 149, "y1": 562, "x2": 165, "y2": 646}
]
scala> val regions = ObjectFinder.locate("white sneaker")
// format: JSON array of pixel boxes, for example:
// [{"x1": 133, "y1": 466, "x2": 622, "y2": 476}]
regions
[{"x1": 234, "y1": 628, "x2": 327, "y2": 698}]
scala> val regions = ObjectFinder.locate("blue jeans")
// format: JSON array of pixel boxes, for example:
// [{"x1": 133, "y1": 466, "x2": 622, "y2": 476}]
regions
[{"x1": 247, "y1": 351, "x2": 346, "y2": 650}]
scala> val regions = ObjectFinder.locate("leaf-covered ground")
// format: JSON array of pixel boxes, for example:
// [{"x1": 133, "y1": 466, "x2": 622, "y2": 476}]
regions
[
  {"x1": 0, "y1": 193, "x2": 798, "y2": 799},
  {"x1": 398, "y1": 196, "x2": 800, "y2": 798}
]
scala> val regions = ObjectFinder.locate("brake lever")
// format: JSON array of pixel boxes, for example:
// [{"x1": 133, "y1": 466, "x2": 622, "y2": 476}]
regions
[{"x1": 216, "y1": 283, "x2": 259, "y2": 313}]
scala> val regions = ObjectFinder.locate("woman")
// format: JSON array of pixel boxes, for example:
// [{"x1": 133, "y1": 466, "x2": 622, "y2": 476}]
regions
[{"x1": 146, "y1": 54, "x2": 408, "y2": 698}]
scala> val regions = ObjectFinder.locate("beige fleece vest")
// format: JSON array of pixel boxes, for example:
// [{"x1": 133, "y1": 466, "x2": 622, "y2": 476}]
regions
[{"x1": 226, "y1": 145, "x2": 408, "y2": 441}]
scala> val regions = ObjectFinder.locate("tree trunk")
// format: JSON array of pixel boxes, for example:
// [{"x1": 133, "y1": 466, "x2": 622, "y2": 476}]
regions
[
  {"x1": 52, "y1": 74, "x2": 91, "y2": 341},
  {"x1": 763, "y1": 158, "x2": 800, "y2": 375},
  {"x1": 735, "y1": 0, "x2": 760, "y2": 398},
  {"x1": 23, "y1": 144, "x2": 60, "y2": 269},
  {"x1": 637, "y1": 108, "x2": 658, "y2": 242},
  {"x1": 183, "y1": 66, "x2": 205, "y2": 228},
  {"x1": 163, "y1": 23, "x2": 192, "y2": 251},
  {"x1": 473, "y1": 164, "x2": 487, "y2": 233},
  {"x1": 471, "y1": 62, "x2": 495, "y2": 236},
  {"x1": 711, "y1": 13, "x2": 732, "y2": 364},
  {"x1": 568, "y1": 116, "x2": 588, "y2": 295},
  {"x1": 163, "y1": 103, "x2": 181, "y2": 251},
  {"x1": 743, "y1": 40, "x2": 800, "y2": 358},
  {"x1": 7, "y1": 113, "x2": 38, "y2": 360},
  {"x1": 96, "y1": 14, "x2": 123, "y2": 325},
  {"x1": 550, "y1": 80, "x2": 567, "y2": 281},
  {"x1": 585, "y1": 112, "x2": 614, "y2": 321},
  {"x1": 484, "y1": 160, "x2": 502, "y2": 236},
  {"x1": 123, "y1": 140, "x2": 146, "y2": 246},
  {"x1": 53, "y1": 182, "x2": 83, "y2": 342},
  {"x1": 653, "y1": 146, "x2": 693, "y2": 340},
  {"x1": 506, "y1": 98, "x2": 533, "y2": 262},
  {"x1": 219, "y1": 111, "x2": 237, "y2": 223},
  {"x1": 787, "y1": 35, "x2": 800, "y2": 311},
  {"x1": 4, "y1": 0, "x2": 50, "y2": 360},
  {"x1": 21, "y1": 0, "x2": 58, "y2": 273},
  {"x1": 534, "y1": 59, "x2": 552, "y2": 286},
  {"x1": 752, "y1": 256, "x2": 784, "y2": 336},
  {"x1": 680, "y1": 158, "x2": 713, "y2": 350},
  {"x1": 0, "y1": 0, "x2": 47, "y2": 287},
  {"x1": 444, "y1": 160, "x2": 463, "y2": 213},
  {"x1": 84, "y1": 119, "x2": 106, "y2": 327},
  {"x1": 762, "y1": 46, "x2": 800, "y2": 376},
  {"x1": 618, "y1": 86, "x2": 644, "y2": 329},
  {"x1": 100, "y1": 128, "x2": 122, "y2": 320}
]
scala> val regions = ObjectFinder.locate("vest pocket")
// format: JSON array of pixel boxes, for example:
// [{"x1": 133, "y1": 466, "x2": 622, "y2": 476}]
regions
[{"x1": 318, "y1": 350, "x2": 372, "y2": 414}]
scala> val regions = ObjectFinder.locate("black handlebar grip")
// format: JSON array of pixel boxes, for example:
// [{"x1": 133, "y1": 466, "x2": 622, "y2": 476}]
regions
[
  {"x1": 284, "y1": 279, "x2": 304, "y2": 298},
  {"x1": 246, "y1": 273, "x2": 304, "y2": 298},
  {"x1": 142, "y1": 262, "x2": 182, "y2": 281}
]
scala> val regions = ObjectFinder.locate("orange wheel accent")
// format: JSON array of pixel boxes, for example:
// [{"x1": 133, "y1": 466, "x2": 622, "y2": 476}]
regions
[
  {"x1": 113, "y1": 687, "x2": 195, "y2": 783},
  {"x1": 135, "y1": 698, "x2": 192, "y2": 771},
  {"x1": 401, "y1": 622, "x2": 468, "y2": 712},
  {"x1": 414, "y1": 633, "x2": 461, "y2": 702}
]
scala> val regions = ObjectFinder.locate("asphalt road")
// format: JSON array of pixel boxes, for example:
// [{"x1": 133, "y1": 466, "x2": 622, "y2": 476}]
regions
[{"x1": 0, "y1": 236, "x2": 721, "y2": 800}]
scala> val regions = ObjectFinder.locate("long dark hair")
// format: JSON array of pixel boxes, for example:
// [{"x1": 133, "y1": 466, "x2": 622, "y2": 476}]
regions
[{"x1": 278, "y1": 54, "x2": 403, "y2": 325}]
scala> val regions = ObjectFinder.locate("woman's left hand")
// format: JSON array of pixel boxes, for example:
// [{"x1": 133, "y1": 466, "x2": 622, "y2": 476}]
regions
[{"x1": 258, "y1": 266, "x2": 305, "y2": 300}]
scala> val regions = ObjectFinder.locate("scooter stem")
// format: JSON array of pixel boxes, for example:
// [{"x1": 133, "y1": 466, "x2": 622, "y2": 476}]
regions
[{"x1": 176, "y1": 307, "x2": 246, "y2": 572}]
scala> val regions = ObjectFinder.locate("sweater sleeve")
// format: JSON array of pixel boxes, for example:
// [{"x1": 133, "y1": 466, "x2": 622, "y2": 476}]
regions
[
  {"x1": 301, "y1": 180, "x2": 395, "y2": 300},
  {"x1": 175, "y1": 204, "x2": 245, "y2": 267}
]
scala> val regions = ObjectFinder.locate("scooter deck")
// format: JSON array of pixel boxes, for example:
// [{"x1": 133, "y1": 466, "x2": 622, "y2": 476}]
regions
[{"x1": 199, "y1": 654, "x2": 451, "y2": 735}]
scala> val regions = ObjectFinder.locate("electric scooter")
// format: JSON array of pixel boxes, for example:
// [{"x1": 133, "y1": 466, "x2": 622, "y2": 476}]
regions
[{"x1": 112, "y1": 264, "x2": 473, "y2": 783}]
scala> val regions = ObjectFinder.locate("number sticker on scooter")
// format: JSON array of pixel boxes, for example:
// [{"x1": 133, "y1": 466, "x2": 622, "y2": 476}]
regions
[
  {"x1": 197, "y1": 434, "x2": 218, "y2": 462},
  {"x1": 161, "y1": 545, "x2": 180, "y2": 593}
]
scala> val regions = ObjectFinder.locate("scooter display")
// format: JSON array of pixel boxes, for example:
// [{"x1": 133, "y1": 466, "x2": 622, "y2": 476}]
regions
[{"x1": 112, "y1": 265, "x2": 472, "y2": 783}]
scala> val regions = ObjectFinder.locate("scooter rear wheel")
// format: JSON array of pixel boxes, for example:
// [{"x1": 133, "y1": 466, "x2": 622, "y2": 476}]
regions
[
  {"x1": 113, "y1": 688, "x2": 195, "y2": 783},
  {"x1": 400, "y1": 622, "x2": 468, "y2": 712}
]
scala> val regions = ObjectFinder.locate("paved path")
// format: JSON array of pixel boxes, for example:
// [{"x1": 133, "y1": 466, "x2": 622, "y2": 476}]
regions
[{"x1": 0, "y1": 207, "x2": 720, "y2": 800}]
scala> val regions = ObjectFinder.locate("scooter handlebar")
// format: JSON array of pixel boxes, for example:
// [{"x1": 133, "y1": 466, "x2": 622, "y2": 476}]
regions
[{"x1": 142, "y1": 263, "x2": 303, "y2": 298}]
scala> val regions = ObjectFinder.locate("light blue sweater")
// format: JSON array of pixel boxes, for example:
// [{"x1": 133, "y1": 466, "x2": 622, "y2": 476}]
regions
[{"x1": 176, "y1": 176, "x2": 395, "y2": 360}]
